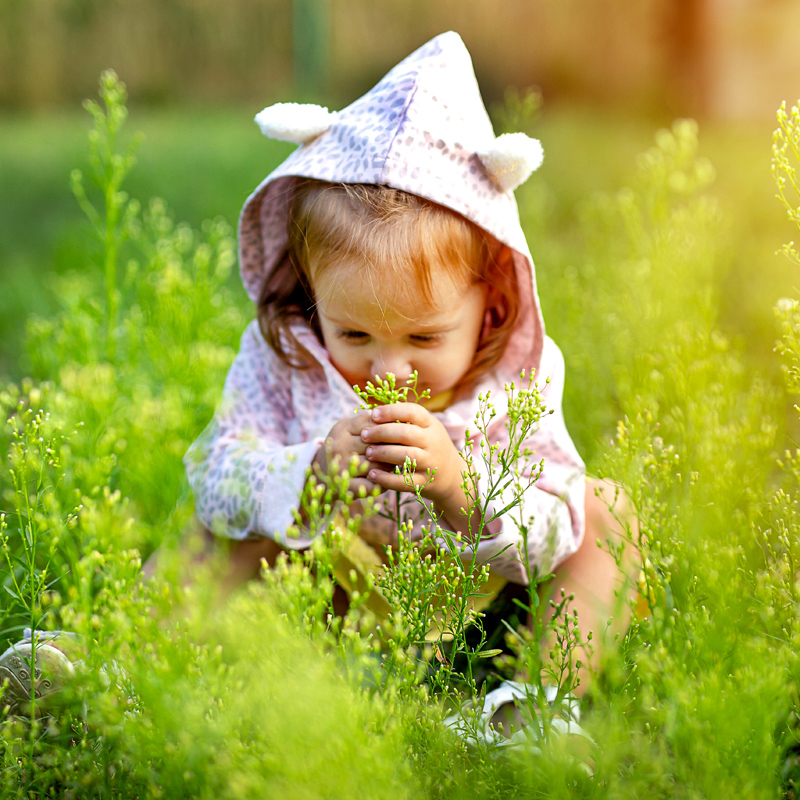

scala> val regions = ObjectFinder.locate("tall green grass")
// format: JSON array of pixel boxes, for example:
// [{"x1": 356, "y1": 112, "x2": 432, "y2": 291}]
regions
[
  {"x1": 2, "y1": 73, "x2": 800, "y2": 797},
  {"x1": 0, "y1": 105, "x2": 294, "y2": 380}
]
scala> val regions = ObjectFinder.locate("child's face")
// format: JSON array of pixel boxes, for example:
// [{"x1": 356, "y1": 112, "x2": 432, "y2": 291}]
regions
[{"x1": 314, "y1": 263, "x2": 487, "y2": 401}]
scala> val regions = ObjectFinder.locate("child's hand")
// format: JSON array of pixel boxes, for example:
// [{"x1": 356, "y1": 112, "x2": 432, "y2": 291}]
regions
[
  {"x1": 360, "y1": 403, "x2": 473, "y2": 527},
  {"x1": 313, "y1": 410, "x2": 385, "y2": 497}
]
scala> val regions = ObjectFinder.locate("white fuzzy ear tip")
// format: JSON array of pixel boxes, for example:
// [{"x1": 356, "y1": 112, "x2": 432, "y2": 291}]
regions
[
  {"x1": 254, "y1": 102, "x2": 338, "y2": 144},
  {"x1": 477, "y1": 132, "x2": 544, "y2": 192}
]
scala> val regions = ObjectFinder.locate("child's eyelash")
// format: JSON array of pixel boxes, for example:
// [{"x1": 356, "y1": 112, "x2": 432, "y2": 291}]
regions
[{"x1": 335, "y1": 330, "x2": 442, "y2": 344}]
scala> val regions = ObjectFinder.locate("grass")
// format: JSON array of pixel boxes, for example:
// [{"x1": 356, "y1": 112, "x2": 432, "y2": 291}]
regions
[
  {"x1": 3, "y1": 80, "x2": 800, "y2": 797},
  {"x1": 0, "y1": 105, "x2": 294, "y2": 379}
]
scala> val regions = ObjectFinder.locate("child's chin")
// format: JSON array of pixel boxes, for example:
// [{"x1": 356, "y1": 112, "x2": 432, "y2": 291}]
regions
[{"x1": 421, "y1": 387, "x2": 454, "y2": 411}]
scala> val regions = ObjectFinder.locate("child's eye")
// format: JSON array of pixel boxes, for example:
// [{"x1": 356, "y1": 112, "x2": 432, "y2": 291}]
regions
[
  {"x1": 337, "y1": 329, "x2": 369, "y2": 342},
  {"x1": 409, "y1": 333, "x2": 441, "y2": 346}
]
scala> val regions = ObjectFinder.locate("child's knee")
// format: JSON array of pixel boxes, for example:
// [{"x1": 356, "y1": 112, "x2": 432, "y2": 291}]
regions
[
  {"x1": 200, "y1": 531, "x2": 288, "y2": 602},
  {"x1": 584, "y1": 479, "x2": 631, "y2": 538},
  {"x1": 226, "y1": 536, "x2": 285, "y2": 580},
  {"x1": 583, "y1": 478, "x2": 640, "y2": 576},
  {"x1": 144, "y1": 518, "x2": 287, "y2": 599}
]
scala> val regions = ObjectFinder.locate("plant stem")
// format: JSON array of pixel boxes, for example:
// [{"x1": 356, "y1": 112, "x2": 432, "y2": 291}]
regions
[
  {"x1": 395, "y1": 490, "x2": 401, "y2": 529},
  {"x1": 105, "y1": 185, "x2": 119, "y2": 362}
]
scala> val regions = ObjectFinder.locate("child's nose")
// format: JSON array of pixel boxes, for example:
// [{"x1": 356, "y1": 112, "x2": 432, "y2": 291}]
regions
[{"x1": 370, "y1": 351, "x2": 412, "y2": 384}]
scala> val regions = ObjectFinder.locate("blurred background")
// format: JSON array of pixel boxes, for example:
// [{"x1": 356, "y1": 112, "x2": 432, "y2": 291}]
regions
[
  {"x1": 4, "y1": 0, "x2": 800, "y2": 117},
  {"x1": 2, "y1": 0, "x2": 800, "y2": 379}
]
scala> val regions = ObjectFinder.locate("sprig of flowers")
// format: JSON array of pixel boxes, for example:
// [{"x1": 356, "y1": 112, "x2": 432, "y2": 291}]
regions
[
  {"x1": 352, "y1": 371, "x2": 431, "y2": 529},
  {"x1": 353, "y1": 371, "x2": 431, "y2": 410},
  {"x1": 772, "y1": 100, "x2": 800, "y2": 267}
]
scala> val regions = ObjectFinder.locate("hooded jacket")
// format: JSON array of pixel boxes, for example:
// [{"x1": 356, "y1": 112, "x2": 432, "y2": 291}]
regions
[{"x1": 184, "y1": 31, "x2": 586, "y2": 584}]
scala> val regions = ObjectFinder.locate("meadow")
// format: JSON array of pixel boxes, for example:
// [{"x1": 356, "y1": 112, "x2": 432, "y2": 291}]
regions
[{"x1": 2, "y1": 72, "x2": 800, "y2": 797}]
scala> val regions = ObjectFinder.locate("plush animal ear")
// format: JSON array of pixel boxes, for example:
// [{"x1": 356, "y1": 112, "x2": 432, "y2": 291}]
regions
[
  {"x1": 477, "y1": 133, "x2": 544, "y2": 192},
  {"x1": 254, "y1": 103, "x2": 338, "y2": 144}
]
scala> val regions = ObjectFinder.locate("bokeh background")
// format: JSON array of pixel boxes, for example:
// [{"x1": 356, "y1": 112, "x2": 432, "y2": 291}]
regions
[{"x1": 3, "y1": 0, "x2": 800, "y2": 380}]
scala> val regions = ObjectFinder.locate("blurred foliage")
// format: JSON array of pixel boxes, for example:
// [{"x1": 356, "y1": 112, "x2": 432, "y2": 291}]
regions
[
  {"x1": 0, "y1": 106, "x2": 295, "y2": 380},
  {"x1": 0, "y1": 0, "x2": 294, "y2": 108},
  {"x1": 0, "y1": 1, "x2": 606, "y2": 110},
  {"x1": 3, "y1": 72, "x2": 800, "y2": 797}
]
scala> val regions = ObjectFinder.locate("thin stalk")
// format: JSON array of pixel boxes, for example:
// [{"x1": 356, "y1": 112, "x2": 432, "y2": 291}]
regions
[
  {"x1": 103, "y1": 122, "x2": 119, "y2": 362},
  {"x1": 104, "y1": 187, "x2": 119, "y2": 362}
]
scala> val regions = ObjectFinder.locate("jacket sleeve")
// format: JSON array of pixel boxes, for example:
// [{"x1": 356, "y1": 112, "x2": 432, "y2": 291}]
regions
[
  {"x1": 462, "y1": 337, "x2": 586, "y2": 584},
  {"x1": 184, "y1": 321, "x2": 323, "y2": 546}
]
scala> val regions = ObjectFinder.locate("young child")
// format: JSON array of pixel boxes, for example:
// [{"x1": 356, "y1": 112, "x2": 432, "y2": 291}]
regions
[
  {"x1": 185, "y1": 31, "x2": 630, "y2": 689},
  {"x1": 0, "y1": 33, "x2": 631, "y2": 730}
]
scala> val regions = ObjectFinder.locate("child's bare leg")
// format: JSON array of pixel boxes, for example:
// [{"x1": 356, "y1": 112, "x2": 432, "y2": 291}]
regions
[
  {"x1": 541, "y1": 479, "x2": 639, "y2": 696},
  {"x1": 217, "y1": 536, "x2": 286, "y2": 598},
  {"x1": 143, "y1": 521, "x2": 352, "y2": 616},
  {"x1": 210, "y1": 535, "x2": 351, "y2": 614},
  {"x1": 142, "y1": 520, "x2": 286, "y2": 604}
]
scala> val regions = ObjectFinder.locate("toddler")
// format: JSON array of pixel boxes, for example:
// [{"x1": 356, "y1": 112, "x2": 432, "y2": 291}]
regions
[
  {"x1": 0, "y1": 33, "x2": 631, "y2": 731},
  {"x1": 185, "y1": 31, "x2": 629, "y2": 686}
]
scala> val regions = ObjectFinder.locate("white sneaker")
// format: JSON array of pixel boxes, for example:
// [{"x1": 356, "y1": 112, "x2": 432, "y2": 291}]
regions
[
  {"x1": 0, "y1": 630, "x2": 83, "y2": 717},
  {"x1": 444, "y1": 681, "x2": 594, "y2": 773}
]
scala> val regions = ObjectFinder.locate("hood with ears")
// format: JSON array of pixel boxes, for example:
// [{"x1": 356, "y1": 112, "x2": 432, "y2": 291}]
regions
[{"x1": 238, "y1": 30, "x2": 546, "y2": 378}]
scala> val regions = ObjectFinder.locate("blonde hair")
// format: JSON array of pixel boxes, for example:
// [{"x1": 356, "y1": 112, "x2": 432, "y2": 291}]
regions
[{"x1": 258, "y1": 180, "x2": 519, "y2": 392}]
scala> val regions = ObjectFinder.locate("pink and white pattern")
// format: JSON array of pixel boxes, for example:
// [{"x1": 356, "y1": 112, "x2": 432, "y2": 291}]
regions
[{"x1": 185, "y1": 31, "x2": 586, "y2": 584}]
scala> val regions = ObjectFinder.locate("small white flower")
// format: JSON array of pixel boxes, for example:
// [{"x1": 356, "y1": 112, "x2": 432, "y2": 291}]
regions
[
  {"x1": 477, "y1": 132, "x2": 544, "y2": 192},
  {"x1": 254, "y1": 102, "x2": 338, "y2": 144}
]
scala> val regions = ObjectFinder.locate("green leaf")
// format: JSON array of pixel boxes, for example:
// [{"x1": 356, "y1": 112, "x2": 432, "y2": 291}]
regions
[{"x1": 3, "y1": 584, "x2": 21, "y2": 601}]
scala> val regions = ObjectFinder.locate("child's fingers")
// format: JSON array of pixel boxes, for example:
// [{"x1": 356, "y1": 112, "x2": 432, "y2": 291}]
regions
[
  {"x1": 347, "y1": 437, "x2": 369, "y2": 456},
  {"x1": 322, "y1": 412, "x2": 372, "y2": 462},
  {"x1": 370, "y1": 403, "x2": 430, "y2": 426},
  {"x1": 365, "y1": 444, "x2": 427, "y2": 470},
  {"x1": 361, "y1": 422, "x2": 422, "y2": 446},
  {"x1": 347, "y1": 409, "x2": 376, "y2": 434},
  {"x1": 347, "y1": 476, "x2": 386, "y2": 498},
  {"x1": 365, "y1": 459, "x2": 395, "y2": 475},
  {"x1": 323, "y1": 432, "x2": 368, "y2": 454},
  {"x1": 366, "y1": 465, "x2": 427, "y2": 492}
]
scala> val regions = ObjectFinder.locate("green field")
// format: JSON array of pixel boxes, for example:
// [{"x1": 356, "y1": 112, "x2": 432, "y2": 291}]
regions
[
  {"x1": 0, "y1": 107, "x2": 295, "y2": 378},
  {"x1": 3, "y1": 82, "x2": 800, "y2": 797}
]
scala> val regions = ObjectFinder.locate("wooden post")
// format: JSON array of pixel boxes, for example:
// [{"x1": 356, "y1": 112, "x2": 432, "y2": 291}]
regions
[{"x1": 662, "y1": 0, "x2": 710, "y2": 117}]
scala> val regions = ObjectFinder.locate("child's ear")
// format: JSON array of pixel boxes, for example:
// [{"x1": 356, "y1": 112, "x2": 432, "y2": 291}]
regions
[
  {"x1": 483, "y1": 244, "x2": 515, "y2": 326},
  {"x1": 486, "y1": 244, "x2": 514, "y2": 295},
  {"x1": 495, "y1": 244, "x2": 515, "y2": 270}
]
